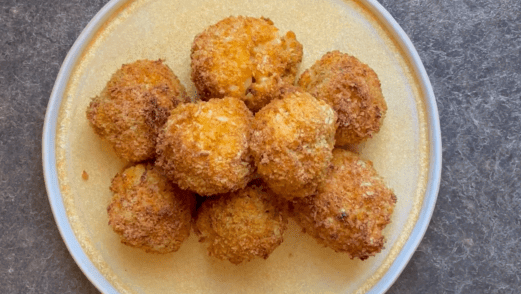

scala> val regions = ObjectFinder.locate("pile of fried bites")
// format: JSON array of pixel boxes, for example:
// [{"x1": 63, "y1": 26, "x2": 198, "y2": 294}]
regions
[{"x1": 86, "y1": 16, "x2": 397, "y2": 264}]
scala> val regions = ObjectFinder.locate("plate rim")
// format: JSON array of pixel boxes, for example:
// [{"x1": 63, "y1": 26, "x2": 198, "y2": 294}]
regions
[
  {"x1": 362, "y1": 1, "x2": 442, "y2": 292},
  {"x1": 42, "y1": 0, "x2": 442, "y2": 293},
  {"x1": 42, "y1": 1, "x2": 128, "y2": 293}
]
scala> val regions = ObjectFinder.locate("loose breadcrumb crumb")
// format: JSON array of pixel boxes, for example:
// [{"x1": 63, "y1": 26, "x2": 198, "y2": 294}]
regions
[{"x1": 82, "y1": 171, "x2": 89, "y2": 181}]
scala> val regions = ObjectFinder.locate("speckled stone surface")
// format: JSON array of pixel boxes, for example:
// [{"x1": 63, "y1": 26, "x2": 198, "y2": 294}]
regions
[{"x1": 0, "y1": 0, "x2": 520, "y2": 293}]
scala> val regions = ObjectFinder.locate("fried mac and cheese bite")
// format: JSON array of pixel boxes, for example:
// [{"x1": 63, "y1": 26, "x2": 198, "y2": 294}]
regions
[
  {"x1": 156, "y1": 97, "x2": 254, "y2": 196},
  {"x1": 298, "y1": 51, "x2": 387, "y2": 145},
  {"x1": 195, "y1": 184, "x2": 288, "y2": 265},
  {"x1": 191, "y1": 16, "x2": 303, "y2": 112},
  {"x1": 86, "y1": 59, "x2": 191, "y2": 162},
  {"x1": 107, "y1": 163, "x2": 194, "y2": 254},
  {"x1": 250, "y1": 89, "x2": 337, "y2": 199},
  {"x1": 292, "y1": 149, "x2": 397, "y2": 260}
]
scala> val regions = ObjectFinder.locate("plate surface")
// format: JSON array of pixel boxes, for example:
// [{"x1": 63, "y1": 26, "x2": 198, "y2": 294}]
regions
[{"x1": 43, "y1": 0, "x2": 441, "y2": 293}]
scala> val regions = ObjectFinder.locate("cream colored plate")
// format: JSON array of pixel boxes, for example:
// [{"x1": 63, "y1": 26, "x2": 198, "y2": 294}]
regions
[{"x1": 43, "y1": 0, "x2": 442, "y2": 293}]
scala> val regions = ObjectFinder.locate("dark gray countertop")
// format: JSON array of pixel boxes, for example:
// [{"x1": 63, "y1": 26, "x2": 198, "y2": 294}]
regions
[{"x1": 1, "y1": 0, "x2": 520, "y2": 293}]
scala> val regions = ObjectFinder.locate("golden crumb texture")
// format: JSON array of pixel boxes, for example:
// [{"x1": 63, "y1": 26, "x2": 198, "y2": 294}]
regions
[
  {"x1": 250, "y1": 89, "x2": 337, "y2": 199},
  {"x1": 86, "y1": 59, "x2": 191, "y2": 162},
  {"x1": 156, "y1": 97, "x2": 254, "y2": 196},
  {"x1": 298, "y1": 51, "x2": 387, "y2": 145},
  {"x1": 194, "y1": 183, "x2": 288, "y2": 264},
  {"x1": 191, "y1": 16, "x2": 303, "y2": 112},
  {"x1": 292, "y1": 149, "x2": 397, "y2": 260},
  {"x1": 107, "y1": 163, "x2": 195, "y2": 254}
]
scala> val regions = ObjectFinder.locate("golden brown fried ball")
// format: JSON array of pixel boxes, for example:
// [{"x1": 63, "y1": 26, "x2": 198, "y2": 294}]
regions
[
  {"x1": 298, "y1": 51, "x2": 387, "y2": 145},
  {"x1": 86, "y1": 59, "x2": 191, "y2": 162},
  {"x1": 194, "y1": 184, "x2": 287, "y2": 264},
  {"x1": 156, "y1": 97, "x2": 254, "y2": 196},
  {"x1": 191, "y1": 16, "x2": 303, "y2": 112},
  {"x1": 250, "y1": 89, "x2": 337, "y2": 199},
  {"x1": 107, "y1": 163, "x2": 194, "y2": 254},
  {"x1": 292, "y1": 149, "x2": 397, "y2": 260}
]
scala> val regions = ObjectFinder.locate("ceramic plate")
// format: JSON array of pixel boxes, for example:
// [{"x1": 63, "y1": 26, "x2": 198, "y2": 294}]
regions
[{"x1": 43, "y1": 0, "x2": 442, "y2": 293}]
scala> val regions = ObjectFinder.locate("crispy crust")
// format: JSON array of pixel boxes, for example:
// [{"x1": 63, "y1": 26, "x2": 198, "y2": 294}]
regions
[
  {"x1": 194, "y1": 184, "x2": 288, "y2": 264},
  {"x1": 292, "y1": 149, "x2": 397, "y2": 260},
  {"x1": 86, "y1": 59, "x2": 191, "y2": 162},
  {"x1": 191, "y1": 16, "x2": 303, "y2": 112},
  {"x1": 107, "y1": 163, "x2": 194, "y2": 254},
  {"x1": 250, "y1": 90, "x2": 337, "y2": 199},
  {"x1": 156, "y1": 97, "x2": 254, "y2": 196},
  {"x1": 298, "y1": 51, "x2": 387, "y2": 145}
]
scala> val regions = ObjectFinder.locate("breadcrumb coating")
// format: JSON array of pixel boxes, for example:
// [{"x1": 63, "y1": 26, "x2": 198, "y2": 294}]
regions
[
  {"x1": 292, "y1": 149, "x2": 397, "y2": 260},
  {"x1": 298, "y1": 51, "x2": 387, "y2": 145},
  {"x1": 156, "y1": 97, "x2": 254, "y2": 196},
  {"x1": 250, "y1": 89, "x2": 337, "y2": 199},
  {"x1": 194, "y1": 184, "x2": 288, "y2": 264},
  {"x1": 191, "y1": 16, "x2": 303, "y2": 112},
  {"x1": 107, "y1": 163, "x2": 194, "y2": 254},
  {"x1": 86, "y1": 59, "x2": 191, "y2": 162}
]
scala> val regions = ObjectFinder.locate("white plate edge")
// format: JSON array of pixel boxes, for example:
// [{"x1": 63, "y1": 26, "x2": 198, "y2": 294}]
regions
[
  {"x1": 363, "y1": 1, "x2": 442, "y2": 293},
  {"x1": 42, "y1": 1, "x2": 127, "y2": 293}
]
